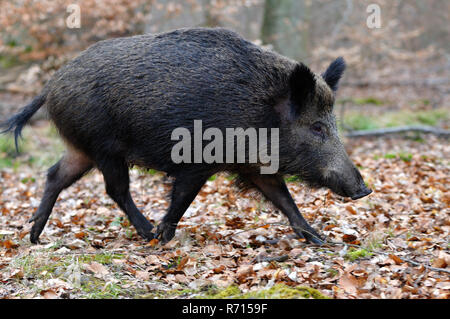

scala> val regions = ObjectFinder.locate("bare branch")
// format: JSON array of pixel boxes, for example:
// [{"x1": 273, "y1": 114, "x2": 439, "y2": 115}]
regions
[{"x1": 345, "y1": 126, "x2": 450, "y2": 138}]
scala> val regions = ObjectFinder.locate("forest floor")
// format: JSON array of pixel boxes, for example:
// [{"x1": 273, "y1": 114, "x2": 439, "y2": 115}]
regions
[
  {"x1": 0, "y1": 118, "x2": 449, "y2": 299},
  {"x1": 0, "y1": 59, "x2": 449, "y2": 299}
]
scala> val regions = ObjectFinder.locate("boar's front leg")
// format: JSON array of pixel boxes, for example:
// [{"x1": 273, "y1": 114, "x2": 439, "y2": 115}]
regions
[
  {"x1": 98, "y1": 158, "x2": 154, "y2": 241},
  {"x1": 241, "y1": 173, "x2": 325, "y2": 245},
  {"x1": 156, "y1": 174, "x2": 210, "y2": 244}
]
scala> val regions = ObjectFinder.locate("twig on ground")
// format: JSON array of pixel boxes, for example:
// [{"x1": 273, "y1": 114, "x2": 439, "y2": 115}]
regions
[
  {"x1": 253, "y1": 254, "x2": 289, "y2": 263},
  {"x1": 345, "y1": 125, "x2": 450, "y2": 138}
]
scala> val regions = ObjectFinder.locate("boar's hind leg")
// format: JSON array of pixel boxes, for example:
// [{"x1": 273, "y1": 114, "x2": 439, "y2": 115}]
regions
[
  {"x1": 156, "y1": 174, "x2": 210, "y2": 244},
  {"x1": 29, "y1": 147, "x2": 93, "y2": 243},
  {"x1": 99, "y1": 159, "x2": 154, "y2": 241},
  {"x1": 241, "y1": 173, "x2": 324, "y2": 245}
]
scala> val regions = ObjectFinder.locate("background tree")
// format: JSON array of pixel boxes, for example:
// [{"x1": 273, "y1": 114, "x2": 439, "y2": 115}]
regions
[{"x1": 261, "y1": 0, "x2": 310, "y2": 61}]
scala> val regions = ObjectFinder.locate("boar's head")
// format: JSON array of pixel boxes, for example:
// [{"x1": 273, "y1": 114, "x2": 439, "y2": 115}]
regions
[{"x1": 276, "y1": 57, "x2": 372, "y2": 200}]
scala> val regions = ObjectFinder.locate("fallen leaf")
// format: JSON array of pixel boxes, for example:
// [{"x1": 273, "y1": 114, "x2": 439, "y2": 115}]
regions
[
  {"x1": 2, "y1": 240, "x2": 18, "y2": 249},
  {"x1": 148, "y1": 238, "x2": 159, "y2": 247},
  {"x1": 74, "y1": 231, "x2": 87, "y2": 239},
  {"x1": 135, "y1": 270, "x2": 150, "y2": 280},
  {"x1": 432, "y1": 251, "x2": 449, "y2": 269},
  {"x1": 338, "y1": 272, "x2": 359, "y2": 294},
  {"x1": 343, "y1": 234, "x2": 357, "y2": 243},
  {"x1": 346, "y1": 206, "x2": 357, "y2": 215},
  {"x1": 40, "y1": 289, "x2": 58, "y2": 299},
  {"x1": 83, "y1": 262, "x2": 109, "y2": 278},
  {"x1": 389, "y1": 254, "x2": 404, "y2": 265}
]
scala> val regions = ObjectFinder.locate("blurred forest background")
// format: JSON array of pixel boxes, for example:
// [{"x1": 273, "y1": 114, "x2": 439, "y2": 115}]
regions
[
  {"x1": 0, "y1": 0, "x2": 449, "y2": 123},
  {"x1": 0, "y1": 1, "x2": 449, "y2": 299},
  {"x1": 0, "y1": 0, "x2": 449, "y2": 130}
]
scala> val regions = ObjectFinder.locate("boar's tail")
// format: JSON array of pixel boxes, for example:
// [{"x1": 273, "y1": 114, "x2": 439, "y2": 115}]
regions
[{"x1": 0, "y1": 94, "x2": 46, "y2": 152}]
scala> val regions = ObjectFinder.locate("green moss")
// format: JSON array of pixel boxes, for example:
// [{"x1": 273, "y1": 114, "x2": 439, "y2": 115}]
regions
[
  {"x1": 384, "y1": 109, "x2": 448, "y2": 127},
  {"x1": 416, "y1": 110, "x2": 446, "y2": 126},
  {"x1": 0, "y1": 54, "x2": 21, "y2": 68},
  {"x1": 202, "y1": 285, "x2": 242, "y2": 299},
  {"x1": 21, "y1": 177, "x2": 36, "y2": 183},
  {"x1": 345, "y1": 248, "x2": 372, "y2": 261},
  {"x1": 78, "y1": 252, "x2": 124, "y2": 265},
  {"x1": 0, "y1": 157, "x2": 14, "y2": 168},
  {"x1": 0, "y1": 135, "x2": 17, "y2": 156},
  {"x1": 353, "y1": 97, "x2": 385, "y2": 106},
  {"x1": 246, "y1": 284, "x2": 328, "y2": 299},
  {"x1": 81, "y1": 279, "x2": 128, "y2": 299},
  {"x1": 338, "y1": 97, "x2": 385, "y2": 106},
  {"x1": 398, "y1": 152, "x2": 413, "y2": 162},
  {"x1": 342, "y1": 108, "x2": 448, "y2": 132},
  {"x1": 383, "y1": 152, "x2": 412, "y2": 162},
  {"x1": 345, "y1": 115, "x2": 378, "y2": 131},
  {"x1": 139, "y1": 287, "x2": 198, "y2": 299},
  {"x1": 326, "y1": 268, "x2": 339, "y2": 277},
  {"x1": 10, "y1": 254, "x2": 68, "y2": 280},
  {"x1": 202, "y1": 284, "x2": 328, "y2": 299}
]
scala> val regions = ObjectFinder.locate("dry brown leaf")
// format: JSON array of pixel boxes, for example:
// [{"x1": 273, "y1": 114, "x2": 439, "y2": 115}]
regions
[
  {"x1": 389, "y1": 254, "x2": 404, "y2": 265},
  {"x1": 135, "y1": 270, "x2": 150, "y2": 280},
  {"x1": 338, "y1": 272, "x2": 359, "y2": 294},
  {"x1": 2, "y1": 239, "x2": 18, "y2": 249},
  {"x1": 83, "y1": 261, "x2": 109, "y2": 277},
  {"x1": 236, "y1": 264, "x2": 254, "y2": 282},
  {"x1": 40, "y1": 289, "x2": 58, "y2": 299},
  {"x1": 345, "y1": 206, "x2": 357, "y2": 215},
  {"x1": 176, "y1": 256, "x2": 190, "y2": 271},
  {"x1": 343, "y1": 234, "x2": 357, "y2": 243},
  {"x1": 74, "y1": 231, "x2": 87, "y2": 239},
  {"x1": 432, "y1": 251, "x2": 450, "y2": 269}
]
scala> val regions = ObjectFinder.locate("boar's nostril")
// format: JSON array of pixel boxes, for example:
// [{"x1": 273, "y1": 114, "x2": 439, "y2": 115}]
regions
[{"x1": 351, "y1": 188, "x2": 372, "y2": 200}]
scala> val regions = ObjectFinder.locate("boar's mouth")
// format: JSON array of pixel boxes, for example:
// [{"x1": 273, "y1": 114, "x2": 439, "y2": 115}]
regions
[
  {"x1": 313, "y1": 171, "x2": 372, "y2": 200},
  {"x1": 350, "y1": 188, "x2": 372, "y2": 200},
  {"x1": 285, "y1": 155, "x2": 372, "y2": 200}
]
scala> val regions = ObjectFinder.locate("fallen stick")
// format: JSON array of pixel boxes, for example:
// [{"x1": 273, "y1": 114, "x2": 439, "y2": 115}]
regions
[{"x1": 345, "y1": 125, "x2": 450, "y2": 138}]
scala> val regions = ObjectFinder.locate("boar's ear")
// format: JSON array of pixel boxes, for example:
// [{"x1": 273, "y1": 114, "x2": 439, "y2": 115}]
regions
[
  {"x1": 322, "y1": 57, "x2": 346, "y2": 92},
  {"x1": 288, "y1": 63, "x2": 316, "y2": 117}
]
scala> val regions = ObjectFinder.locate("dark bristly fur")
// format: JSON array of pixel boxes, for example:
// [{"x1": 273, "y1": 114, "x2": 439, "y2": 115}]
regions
[{"x1": 0, "y1": 28, "x2": 371, "y2": 245}]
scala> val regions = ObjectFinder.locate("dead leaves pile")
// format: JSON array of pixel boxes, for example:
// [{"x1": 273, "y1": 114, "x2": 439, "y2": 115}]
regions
[{"x1": 0, "y1": 134, "x2": 449, "y2": 299}]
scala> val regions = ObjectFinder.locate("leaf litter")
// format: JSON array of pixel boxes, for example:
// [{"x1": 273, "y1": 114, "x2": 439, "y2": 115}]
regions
[{"x1": 0, "y1": 125, "x2": 449, "y2": 299}]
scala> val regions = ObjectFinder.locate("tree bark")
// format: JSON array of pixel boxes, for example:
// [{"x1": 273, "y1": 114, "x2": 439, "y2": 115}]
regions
[{"x1": 261, "y1": 0, "x2": 310, "y2": 61}]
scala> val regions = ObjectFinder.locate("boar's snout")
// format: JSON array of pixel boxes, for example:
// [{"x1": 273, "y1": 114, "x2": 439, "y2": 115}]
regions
[
  {"x1": 350, "y1": 183, "x2": 372, "y2": 200},
  {"x1": 342, "y1": 166, "x2": 372, "y2": 200},
  {"x1": 347, "y1": 166, "x2": 372, "y2": 200},
  {"x1": 325, "y1": 163, "x2": 372, "y2": 200}
]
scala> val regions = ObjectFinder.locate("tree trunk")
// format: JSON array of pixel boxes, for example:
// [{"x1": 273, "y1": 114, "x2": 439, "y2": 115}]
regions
[{"x1": 261, "y1": 0, "x2": 310, "y2": 62}]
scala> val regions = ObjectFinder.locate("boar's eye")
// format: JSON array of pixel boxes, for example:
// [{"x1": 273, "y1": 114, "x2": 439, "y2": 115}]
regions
[{"x1": 310, "y1": 122, "x2": 326, "y2": 137}]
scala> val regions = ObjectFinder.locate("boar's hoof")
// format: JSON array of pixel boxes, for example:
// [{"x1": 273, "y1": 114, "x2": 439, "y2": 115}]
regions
[
  {"x1": 293, "y1": 224, "x2": 325, "y2": 245},
  {"x1": 137, "y1": 230, "x2": 155, "y2": 241},
  {"x1": 135, "y1": 225, "x2": 155, "y2": 241},
  {"x1": 305, "y1": 232, "x2": 325, "y2": 245},
  {"x1": 29, "y1": 215, "x2": 48, "y2": 244},
  {"x1": 29, "y1": 230, "x2": 41, "y2": 244},
  {"x1": 155, "y1": 222, "x2": 177, "y2": 244}
]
